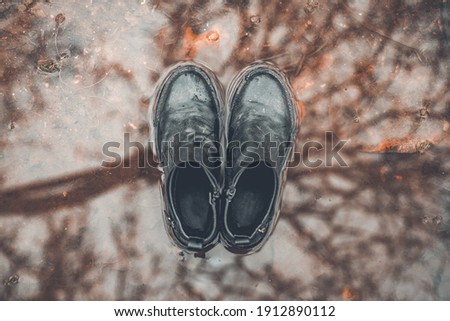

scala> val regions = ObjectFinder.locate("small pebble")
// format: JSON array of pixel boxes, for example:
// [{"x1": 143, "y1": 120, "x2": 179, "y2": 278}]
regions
[
  {"x1": 55, "y1": 13, "x2": 65, "y2": 24},
  {"x1": 250, "y1": 15, "x2": 261, "y2": 24},
  {"x1": 3, "y1": 274, "x2": 19, "y2": 287},
  {"x1": 206, "y1": 31, "x2": 219, "y2": 42}
]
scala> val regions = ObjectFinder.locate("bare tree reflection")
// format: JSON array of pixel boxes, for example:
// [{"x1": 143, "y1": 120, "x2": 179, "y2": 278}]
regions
[
  {"x1": 0, "y1": 147, "x2": 158, "y2": 215},
  {"x1": 0, "y1": 0, "x2": 449, "y2": 300}
]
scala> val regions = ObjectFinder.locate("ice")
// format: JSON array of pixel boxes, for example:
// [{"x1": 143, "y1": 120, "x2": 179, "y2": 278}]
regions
[{"x1": 0, "y1": 0, "x2": 448, "y2": 300}]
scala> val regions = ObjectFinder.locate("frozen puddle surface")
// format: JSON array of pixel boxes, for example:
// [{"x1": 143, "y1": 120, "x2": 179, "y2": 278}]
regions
[{"x1": 0, "y1": 0, "x2": 449, "y2": 299}]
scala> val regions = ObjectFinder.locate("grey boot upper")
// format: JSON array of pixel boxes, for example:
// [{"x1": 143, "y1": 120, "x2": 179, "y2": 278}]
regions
[
  {"x1": 151, "y1": 62, "x2": 224, "y2": 253},
  {"x1": 222, "y1": 62, "x2": 298, "y2": 254}
]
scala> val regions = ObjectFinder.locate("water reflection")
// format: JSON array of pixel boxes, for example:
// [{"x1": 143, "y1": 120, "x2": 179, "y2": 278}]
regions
[{"x1": 0, "y1": 0, "x2": 449, "y2": 300}]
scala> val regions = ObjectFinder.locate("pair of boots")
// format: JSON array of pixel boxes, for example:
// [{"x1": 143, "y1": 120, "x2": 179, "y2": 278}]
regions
[{"x1": 149, "y1": 61, "x2": 299, "y2": 255}]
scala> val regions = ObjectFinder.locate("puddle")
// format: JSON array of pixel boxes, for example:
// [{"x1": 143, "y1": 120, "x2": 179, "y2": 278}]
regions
[{"x1": 0, "y1": 0, "x2": 449, "y2": 300}]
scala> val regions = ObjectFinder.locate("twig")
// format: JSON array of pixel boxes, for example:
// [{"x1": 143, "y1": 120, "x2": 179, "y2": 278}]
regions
[{"x1": 342, "y1": 3, "x2": 426, "y2": 63}]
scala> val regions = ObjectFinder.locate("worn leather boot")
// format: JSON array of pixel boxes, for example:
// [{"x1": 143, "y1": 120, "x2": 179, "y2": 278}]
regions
[
  {"x1": 149, "y1": 62, "x2": 224, "y2": 253},
  {"x1": 221, "y1": 61, "x2": 299, "y2": 254}
]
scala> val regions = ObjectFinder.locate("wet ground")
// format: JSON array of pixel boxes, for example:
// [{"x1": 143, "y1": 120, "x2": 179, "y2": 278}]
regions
[{"x1": 0, "y1": 0, "x2": 449, "y2": 300}]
